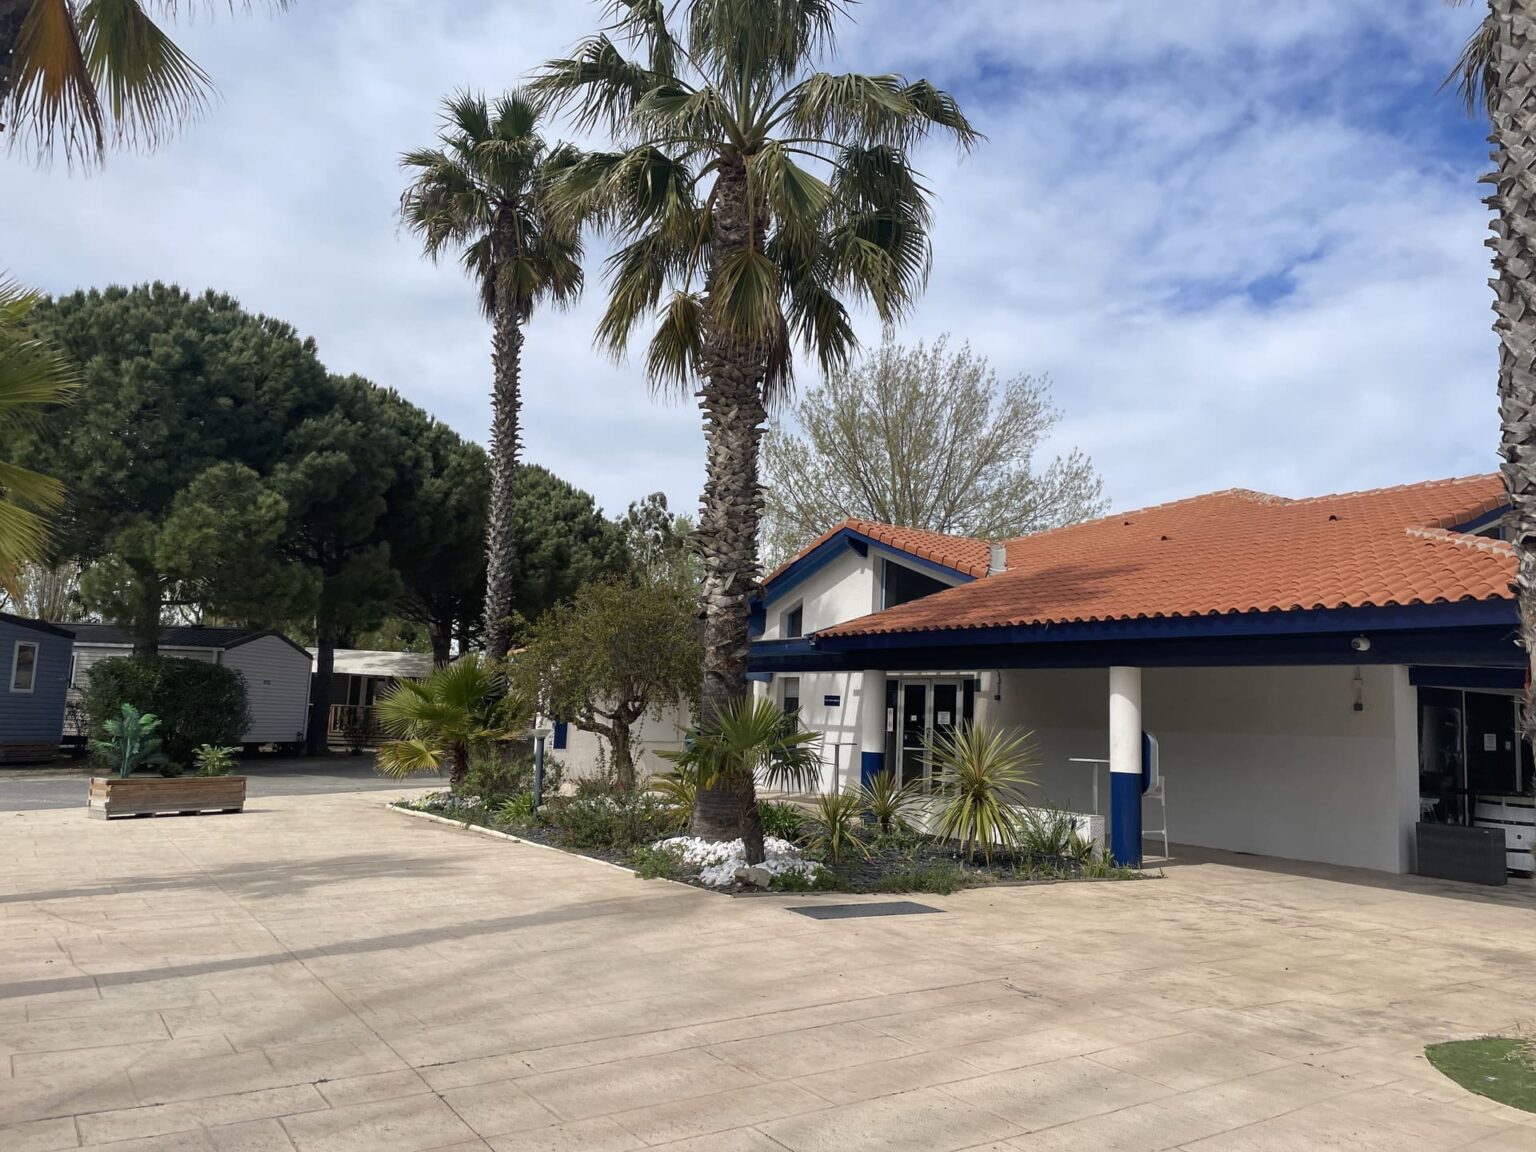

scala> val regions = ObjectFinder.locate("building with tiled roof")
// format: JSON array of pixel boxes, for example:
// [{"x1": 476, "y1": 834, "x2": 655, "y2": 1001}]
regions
[{"x1": 749, "y1": 476, "x2": 1529, "y2": 880}]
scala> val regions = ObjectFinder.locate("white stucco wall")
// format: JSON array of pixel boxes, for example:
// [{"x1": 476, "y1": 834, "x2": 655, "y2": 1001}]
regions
[
  {"x1": 986, "y1": 664, "x2": 1417, "y2": 873},
  {"x1": 551, "y1": 703, "x2": 693, "y2": 784}
]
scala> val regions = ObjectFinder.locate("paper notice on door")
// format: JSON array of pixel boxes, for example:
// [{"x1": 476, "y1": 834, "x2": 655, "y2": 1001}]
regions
[
  {"x1": 937, "y1": 711, "x2": 952, "y2": 725},
  {"x1": 1484, "y1": 732, "x2": 1498, "y2": 752}
]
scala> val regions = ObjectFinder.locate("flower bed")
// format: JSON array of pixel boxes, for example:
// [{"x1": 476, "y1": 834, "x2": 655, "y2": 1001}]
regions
[{"x1": 393, "y1": 790, "x2": 1144, "y2": 894}]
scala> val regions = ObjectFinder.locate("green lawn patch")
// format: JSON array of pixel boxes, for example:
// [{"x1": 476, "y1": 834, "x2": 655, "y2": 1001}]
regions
[{"x1": 1425, "y1": 1038, "x2": 1536, "y2": 1113}]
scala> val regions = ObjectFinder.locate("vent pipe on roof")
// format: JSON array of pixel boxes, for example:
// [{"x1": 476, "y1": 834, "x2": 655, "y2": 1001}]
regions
[{"x1": 988, "y1": 542, "x2": 1007, "y2": 576}]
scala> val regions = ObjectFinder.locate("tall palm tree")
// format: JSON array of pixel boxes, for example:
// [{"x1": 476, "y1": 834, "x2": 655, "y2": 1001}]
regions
[
  {"x1": 400, "y1": 91, "x2": 584, "y2": 663},
  {"x1": 0, "y1": 0, "x2": 289, "y2": 166},
  {"x1": 533, "y1": 0, "x2": 977, "y2": 857},
  {"x1": 1446, "y1": 1, "x2": 1536, "y2": 731},
  {"x1": 0, "y1": 278, "x2": 76, "y2": 591}
]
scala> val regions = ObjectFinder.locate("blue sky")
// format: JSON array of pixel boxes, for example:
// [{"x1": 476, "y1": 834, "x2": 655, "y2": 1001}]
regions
[{"x1": 5, "y1": 0, "x2": 1496, "y2": 521}]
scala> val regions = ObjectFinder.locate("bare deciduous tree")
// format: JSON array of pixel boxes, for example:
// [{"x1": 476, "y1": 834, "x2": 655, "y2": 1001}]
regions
[{"x1": 762, "y1": 335, "x2": 1107, "y2": 565}]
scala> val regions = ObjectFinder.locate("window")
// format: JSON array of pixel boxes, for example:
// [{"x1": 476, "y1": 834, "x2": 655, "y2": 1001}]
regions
[
  {"x1": 552, "y1": 722, "x2": 568, "y2": 750},
  {"x1": 10, "y1": 641, "x2": 38, "y2": 693},
  {"x1": 780, "y1": 677, "x2": 801, "y2": 724},
  {"x1": 782, "y1": 603, "x2": 804, "y2": 639},
  {"x1": 882, "y1": 559, "x2": 950, "y2": 610}
]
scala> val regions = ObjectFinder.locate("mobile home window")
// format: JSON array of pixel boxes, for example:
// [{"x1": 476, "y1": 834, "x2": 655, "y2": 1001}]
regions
[{"x1": 10, "y1": 641, "x2": 38, "y2": 693}]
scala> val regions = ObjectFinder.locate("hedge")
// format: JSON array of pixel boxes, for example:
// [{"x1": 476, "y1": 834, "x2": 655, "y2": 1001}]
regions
[{"x1": 85, "y1": 656, "x2": 252, "y2": 764}]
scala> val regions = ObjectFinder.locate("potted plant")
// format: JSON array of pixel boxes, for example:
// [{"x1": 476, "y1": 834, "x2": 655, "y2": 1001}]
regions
[{"x1": 87, "y1": 706, "x2": 248, "y2": 819}]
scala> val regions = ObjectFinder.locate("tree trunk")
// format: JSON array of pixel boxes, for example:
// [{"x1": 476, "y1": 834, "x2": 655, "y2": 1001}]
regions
[
  {"x1": 130, "y1": 571, "x2": 162, "y2": 657},
  {"x1": 429, "y1": 619, "x2": 452, "y2": 666},
  {"x1": 688, "y1": 153, "x2": 771, "y2": 857},
  {"x1": 609, "y1": 720, "x2": 636, "y2": 791},
  {"x1": 483, "y1": 275, "x2": 523, "y2": 663},
  {"x1": 1484, "y1": 1, "x2": 1536, "y2": 752},
  {"x1": 305, "y1": 616, "x2": 336, "y2": 756},
  {"x1": 450, "y1": 739, "x2": 469, "y2": 793}
]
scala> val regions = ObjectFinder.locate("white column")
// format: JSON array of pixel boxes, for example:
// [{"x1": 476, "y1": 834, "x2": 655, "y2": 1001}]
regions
[
  {"x1": 859, "y1": 669, "x2": 888, "y2": 787},
  {"x1": 1109, "y1": 666, "x2": 1143, "y2": 866}
]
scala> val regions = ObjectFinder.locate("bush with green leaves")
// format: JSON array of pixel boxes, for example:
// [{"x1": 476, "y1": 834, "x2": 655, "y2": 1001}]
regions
[
  {"x1": 628, "y1": 842, "x2": 686, "y2": 881},
  {"x1": 91, "y1": 703, "x2": 169, "y2": 778},
  {"x1": 86, "y1": 657, "x2": 251, "y2": 763},
  {"x1": 494, "y1": 792, "x2": 537, "y2": 827},
  {"x1": 191, "y1": 744, "x2": 241, "y2": 777},
  {"x1": 927, "y1": 723, "x2": 1037, "y2": 863},
  {"x1": 1015, "y1": 806, "x2": 1079, "y2": 858},
  {"x1": 801, "y1": 789, "x2": 868, "y2": 866},
  {"x1": 647, "y1": 770, "x2": 698, "y2": 830},
  {"x1": 858, "y1": 769, "x2": 923, "y2": 834},
  {"x1": 870, "y1": 862, "x2": 967, "y2": 895},
  {"x1": 542, "y1": 789, "x2": 673, "y2": 851},
  {"x1": 758, "y1": 800, "x2": 805, "y2": 841}
]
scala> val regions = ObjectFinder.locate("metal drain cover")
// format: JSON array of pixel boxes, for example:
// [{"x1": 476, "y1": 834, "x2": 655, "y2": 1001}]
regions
[{"x1": 790, "y1": 901, "x2": 943, "y2": 920}]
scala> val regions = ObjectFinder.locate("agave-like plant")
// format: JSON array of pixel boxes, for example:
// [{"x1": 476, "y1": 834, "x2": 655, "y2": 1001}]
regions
[
  {"x1": 801, "y1": 788, "x2": 867, "y2": 867},
  {"x1": 374, "y1": 655, "x2": 527, "y2": 792},
  {"x1": 926, "y1": 723, "x2": 1037, "y2": 864},
  {"x1": 658, "y1": 696, "x2": 823, "y2": 862},
  {"x1": 191, "y1": 743, "x2": 240, "y2": 777},
  {"x1": 92, "y1": 702, "x2": 167, "y2": 778},
  {"x1": 857, "y1": 767, "x2": 922, "y2": 835}
]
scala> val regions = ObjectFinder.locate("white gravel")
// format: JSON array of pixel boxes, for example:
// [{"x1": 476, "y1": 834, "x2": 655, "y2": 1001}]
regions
[{"x1": 656, "y1": 835, "x2": 824, "y2": 888}]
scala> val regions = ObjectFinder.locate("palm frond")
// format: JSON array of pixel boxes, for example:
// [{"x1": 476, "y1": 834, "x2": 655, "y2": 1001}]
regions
[
  {"x1": 375, "y1": 737, "x2": 447, "y2": 779},
  {"x1": 5, "y1": 0, "x2": 104, "y2": 162},
  {"x1": 644, "y1": 290, "x2": 705, "y2": 395},
  {"x1": 531, "y1": 34, "x2": 663, "y2": 133},
  {"x1": 709, "y1": 246, "x2": 781, "y2": 343},
  {"x1": 79, "y1": 0, "x2": 214, "y2": 150},
  {"x1": 688, "y1": 0, "x2": 844, "y2": 85},
  {"x1": 1442, "y1": 2, "x2": 1495, "y2": 116}
]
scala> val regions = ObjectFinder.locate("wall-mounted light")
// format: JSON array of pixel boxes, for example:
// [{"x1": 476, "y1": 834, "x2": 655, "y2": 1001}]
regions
[{"x1": 1350, "y1": 635, "x2": 1371, "y2": 653}]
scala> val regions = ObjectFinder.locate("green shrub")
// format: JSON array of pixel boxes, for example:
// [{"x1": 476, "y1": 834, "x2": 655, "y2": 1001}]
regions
[
  {"x1": 648, "y1": 769, "x2": 700, "y2": 830},
  {"x1": 158, "y1": 761, "x2": 185, "y2": 778},
  {"x1": 1016, "y1": 806, "x2": 1078, "y2": 858},
  {"x1": 758, "y1": 800, "x2": 804, "y2": 841},
  {"x1": 628, "y1": 842, "x2": 686, "y2": 880},
  {"x1": 801, "y1": 789, "x2": 868, "y2": 866},
  {"x1": 494, "y1": 792, "x2": 536, "y2": 827},
  {"x1": 543, "y1": 790, "x2": 672, "y2": 850},
  {"x1": 86, "y1": 657, "x2": 251, "y2": 763},
  {"x1": 91, "y1": 703, "x2": 169, "y2": 777},
  {"x1": 192, "y1": 744, "x2": 241, "y2": 777},
  {"x1": 769, "y1": 867, "x2": 836, "y2": 892},
  {"x1": 870, "y1": 862, "x2": 967, "y2": 895},
  {"x1": 464, "y1": 752, "x2": 532, "y2": 807}
]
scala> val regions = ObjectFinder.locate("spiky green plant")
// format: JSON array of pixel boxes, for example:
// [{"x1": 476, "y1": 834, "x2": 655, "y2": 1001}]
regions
[
  {"x1": 399, "y1": 90, "x2": 584, "y2": 661},
  {"x1": 1, "y1": 0, "x2": 293, "y2": 166},
  {"x1": 926, "y1": 723, "x2": 1037, "y2": 863},
  {"x1": 92, "y1": 702, "x2": 167, "y2": 778},
  {"x1": 374, "y1": 655, "x2": 527, "y2": 792},
  {"x1": 533, "y1": 0, "x2": 978, "y2": 848},
  {"x1": 857, "y1": 767, "x2": 922, "y2": 834},
  {"x1": 648, "y1": 767, "x2": 700, "y2": 830},
  {"x1": 658, "y1": 696, "x2": 823, "y2": 861},
  {"x1": 0, "y1": 278, "x2": 75, "y2": 591},
  {"x1": 191, "y1": 743, "x2": 240, "y2": 777},
  {"x1": 800, "y1": 787, "x2": 867, "y2": 866}
]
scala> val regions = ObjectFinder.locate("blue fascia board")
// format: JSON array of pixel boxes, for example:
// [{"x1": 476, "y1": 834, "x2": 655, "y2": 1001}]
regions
[
  {"x1": 810, "y1": 599, "x2": 1517, "y2": 653},
  {"x1": 1449, "y1": 506, "x2": 1507, "y2": 534},
  {"x1": 760, "y1": 527, "x2": 974, "y2": 609},
  {"x1": 748, "y1": 625, "x2": 1522, "y2": 675},
  {"x1": 1409, "y1": 665, "x2": 1525, "y2": 690}
]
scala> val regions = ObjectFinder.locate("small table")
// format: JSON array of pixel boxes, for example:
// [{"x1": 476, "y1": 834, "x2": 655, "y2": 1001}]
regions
[{"x1": 1069, "y1": 757, "x2": 1110, "y2": 815}]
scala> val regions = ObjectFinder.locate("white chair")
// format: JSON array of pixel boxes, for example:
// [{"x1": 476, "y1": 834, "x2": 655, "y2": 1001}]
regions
[{"x1": 1143, "y1": 776, "x2": 1169, "y2": 861}]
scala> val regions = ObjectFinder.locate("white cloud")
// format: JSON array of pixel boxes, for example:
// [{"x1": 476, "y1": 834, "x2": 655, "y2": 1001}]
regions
[{"x1": 3, "y1": 0, "x2": 1496, "y2": 522}]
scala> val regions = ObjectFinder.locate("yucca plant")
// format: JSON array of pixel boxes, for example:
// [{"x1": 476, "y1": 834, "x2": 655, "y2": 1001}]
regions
[
  {"x1": 374, "y1": 655, "x2": 527, "y2": 792},
  {"x1": 191, "y1": 743, "x2": 240, "y2": 777},
  {"x1": 534, "y1": 0, "x2": 978, "y2": 844},
  {"x1": 857, "y1": 767, "x2": 922, "y2": 835},
  {"x1": 927, "y1": 723, "x2": 1037, "y2": 864},
  {"x1": 801, "y1": 788, "x2": 867, "y2": 866},
  {"x1": 658, "y1": 696, "x2": 823, "y2": 862},
  {"x1": 92, "y1": 702, "x2": 167, "y2": 778}
]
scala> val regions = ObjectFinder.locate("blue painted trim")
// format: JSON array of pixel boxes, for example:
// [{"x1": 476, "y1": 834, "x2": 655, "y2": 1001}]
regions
[
  {"x1": 1450, "y1": 506, "x2": 1508, "y2": 534},
  {"x1": 860, "y1": 750, "x2": 885, "y2": 786},
  {"x1": 1110, "y1": 771, "x2": 1142, "y2": 867},
  {"x1": 747, "y1": 672, "x2": 773, "y2": 683},
  {"x1": 1141, "y1": 731, "x2": 1157, "y2": 796},
  {"x1": 814, "y1": 600, "x2": 1516, "y2": 652},
  {"x1": 1409, "y1": 665, "x2": 1525, "y2": 690},
  {"x1": 552, "y1": 722, "x2": 568, "y2": 750},
  {"x1": 761, "y1": 527, "x2": 975, "y2": 606}
]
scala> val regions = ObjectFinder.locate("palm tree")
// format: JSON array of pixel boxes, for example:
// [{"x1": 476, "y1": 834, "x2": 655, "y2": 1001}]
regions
[
  {"x1": 0, "y1": 0, "x2": 290, "y2": 166},
  {"x1": 533, "y1": 0, "x2": 977, "y2": 851},
  {"x1": 0, "y1": 278, "x2": 76, "y2": 590},
  {"x1": 1445, "y1": 1, "x2": 1536, "y2": 736},
  {"x1": 374, "y1": 655, "x2": 526, "y2": 793},
  {"x1": 659, "y1": 696, "x2": 824, "y2": 863},
  {"x1": 400, "y1": 91, "x2": 584, "y2": 663}
]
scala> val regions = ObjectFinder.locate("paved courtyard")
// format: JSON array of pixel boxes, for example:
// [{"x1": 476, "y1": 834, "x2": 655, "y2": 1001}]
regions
[{"x1": 1, "y1": 791, "x2": 1533, "y2": 1152}]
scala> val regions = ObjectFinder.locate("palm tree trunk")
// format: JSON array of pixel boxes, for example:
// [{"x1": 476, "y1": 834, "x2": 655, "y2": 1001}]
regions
[
  {"x1": 483, "y1": 295, "x2": 522, "y2": 663},
  {"x1": 690, "y1": 154, "x2": 771, "y2": 858},
  {"x1": 450, "y1": 739, "x2": 470, "y2": 793},
  {"x1": 1485, "y1": 1, "x2": 1536, "y2": 749}
]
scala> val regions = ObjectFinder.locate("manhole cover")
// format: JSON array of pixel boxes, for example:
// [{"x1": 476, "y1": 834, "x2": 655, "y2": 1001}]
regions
[{"x1": 790, "y1": 901, "x2": 943, "y2": 920}]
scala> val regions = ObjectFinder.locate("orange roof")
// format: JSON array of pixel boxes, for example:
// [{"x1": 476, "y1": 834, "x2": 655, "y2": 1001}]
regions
[
  {"x1": 766, "y1": 518, "x2": 994, "y2": 582},
  {"x1": 820, "y1": 475, "x2": 1512, "y2": 638}
]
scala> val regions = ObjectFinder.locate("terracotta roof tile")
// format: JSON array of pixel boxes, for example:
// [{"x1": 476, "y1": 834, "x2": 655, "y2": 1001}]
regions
[
  {"x1": 820, "y1": 475, "x2": 1513, "y2": 638},
  {"x1": 766, "y1": 518, "x2": 994, "y2": 582}
]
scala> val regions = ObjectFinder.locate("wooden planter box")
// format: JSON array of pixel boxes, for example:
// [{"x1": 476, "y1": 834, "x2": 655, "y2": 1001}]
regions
[{"x1": 88, "y1": 775, "x2": 247, "y2": 819}]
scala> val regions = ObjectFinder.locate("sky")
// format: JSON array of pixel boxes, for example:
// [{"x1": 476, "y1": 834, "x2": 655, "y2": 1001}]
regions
[{"x1": 4, "y1": 0, "x2": 1497, "y2": 522}]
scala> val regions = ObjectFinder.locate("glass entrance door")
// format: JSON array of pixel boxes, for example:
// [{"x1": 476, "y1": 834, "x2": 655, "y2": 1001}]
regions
[{"x1": 899, "y1": 682, "x2": 928, "y2": 788}]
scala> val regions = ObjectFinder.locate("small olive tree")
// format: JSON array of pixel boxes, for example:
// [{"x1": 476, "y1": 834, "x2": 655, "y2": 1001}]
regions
[{"x1": 513, "y1": 579, "x2": 701, "y2": 789}]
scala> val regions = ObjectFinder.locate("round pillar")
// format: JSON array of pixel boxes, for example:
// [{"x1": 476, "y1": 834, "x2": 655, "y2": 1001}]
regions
[
  {"x1": 859, "y1": 669, "x2": 887, "y2": 786},
  {"x1": 1109, "y1": 666, "x2": 1143, "y2": 867}
]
